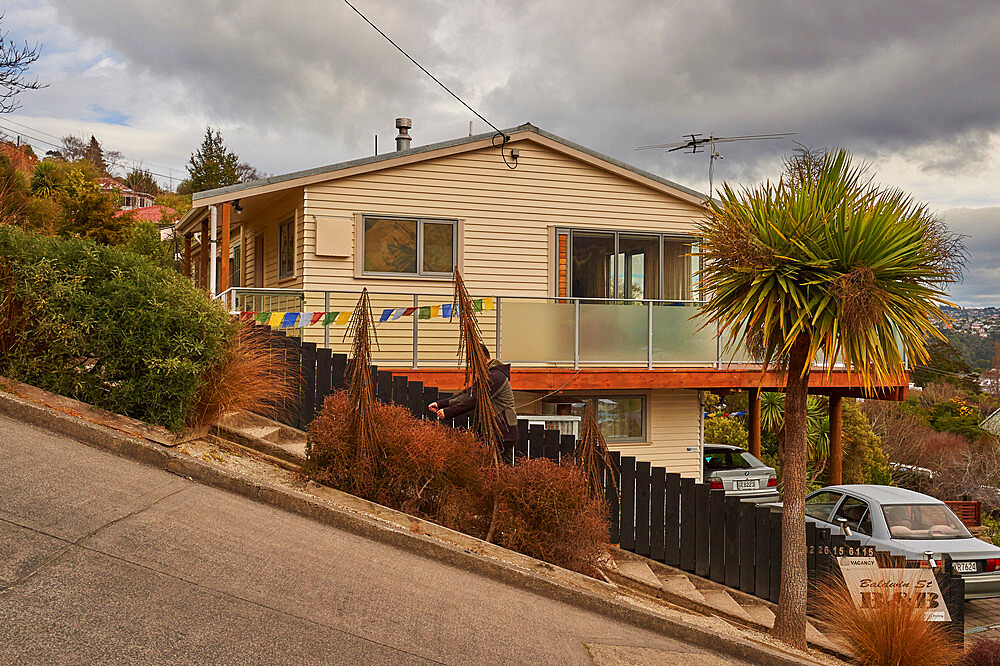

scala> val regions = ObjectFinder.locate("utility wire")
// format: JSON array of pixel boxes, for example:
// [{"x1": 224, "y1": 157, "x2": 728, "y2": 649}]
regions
[
  {"x1": 0, "y1": 121, "x2": 182, "y2": 182},
  {"x1": 342, "y1": 0, "x2": 506, "y2": 139}
]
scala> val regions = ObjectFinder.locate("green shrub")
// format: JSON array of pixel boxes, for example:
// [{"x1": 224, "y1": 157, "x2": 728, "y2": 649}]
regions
[
  {"x1": 704, "y1": 416, "x2": 749, "y2": 449},
  {"x1": 0, "y1": 227, "x2": 234, "y2": 430}
]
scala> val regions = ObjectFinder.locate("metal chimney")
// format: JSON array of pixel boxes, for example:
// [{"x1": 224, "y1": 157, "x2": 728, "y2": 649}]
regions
[{"x1": 395, "y1": 118, "x2": 412, "y2": 151}]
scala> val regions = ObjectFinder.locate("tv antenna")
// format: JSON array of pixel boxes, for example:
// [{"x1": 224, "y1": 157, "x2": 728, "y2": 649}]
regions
[{"x1": 636, "y1": 131, "x2": 795, "y2": 201}]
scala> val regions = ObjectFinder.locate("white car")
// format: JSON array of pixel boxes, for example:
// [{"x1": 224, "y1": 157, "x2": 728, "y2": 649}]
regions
[
  {"x1": 805, "y1": 484, "x2": 1000, "y2": 599},
  {"x1": 703, "y1": 444, "x2": 780, "y2": 503}
]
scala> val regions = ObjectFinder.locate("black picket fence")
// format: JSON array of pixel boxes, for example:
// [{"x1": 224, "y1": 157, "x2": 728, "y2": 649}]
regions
[{"x1": 258, "y1": 326, "x2": 965, "y2": 636}]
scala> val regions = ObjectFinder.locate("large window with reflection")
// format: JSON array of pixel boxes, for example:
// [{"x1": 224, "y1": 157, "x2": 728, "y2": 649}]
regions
[
  {"x1": 541, "y1": 395, "x2": 645, "y2": 442},
  {"x1": 559, "y1": 228, "x2": 698, "y2": 301}
]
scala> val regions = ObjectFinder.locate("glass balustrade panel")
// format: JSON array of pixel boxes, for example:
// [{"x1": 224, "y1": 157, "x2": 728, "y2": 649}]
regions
[
  {"x1": 501, "y1": 300, "x2": 575, "y2": 364},
  {"x1": 579, "y1": 302, "x2": 647, "y2": 363},
  {"x1": 651, "y1": 303, "x2": 717, "y2": 364}
]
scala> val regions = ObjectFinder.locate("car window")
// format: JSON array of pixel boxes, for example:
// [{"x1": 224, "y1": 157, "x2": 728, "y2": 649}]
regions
[
  {"x1": 882, "y1": 503, "x2": 973, "y2": 540},
  {"x1": 805, "y1": 491, "x2": 843, "y2": 522},
  {"x1": 704, "y1": 451, "x2": 753, "y2": 471},
  {"x1": 832, "y1": 496, "x2": 871, "y2": 536},
  {"x1": 738, "y1": 452, "x2": 766, "y2": 468}
]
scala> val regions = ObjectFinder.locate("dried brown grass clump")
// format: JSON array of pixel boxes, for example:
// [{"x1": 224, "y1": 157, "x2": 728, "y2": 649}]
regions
[
  {"x1": 188, "y1": 324, "x2": 297, "y2": 428},
  {"x1": 343, "y1": 288, "x2": 380, "y2": 482},
  {"x1": 307, "y1": 391, "x2": 491, "y2": 530},
  {"x1": 812, "y1": 572, "x2": 960, "y2": 666},
  {"x1": 961, "y1": 638, "x2": 1000, "y2": 666},
  {"x1": 490, "y1": 458, "x2": 611, "y2": 576},
  {"x1": 575, "y1": 400, "x2": 619, "y2": 501}
]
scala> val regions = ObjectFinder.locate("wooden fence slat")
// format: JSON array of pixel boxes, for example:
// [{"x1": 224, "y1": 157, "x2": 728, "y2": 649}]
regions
[
  {"x1": 606, "y1": 451, "x2": 621, "y2": 545},
  {"x1": 679, "y1": 477, "x2": 696, "y2": 572},
  {"x1": 619, "y1": 456, "x2": 637, "y2": 551},
  {"x1": 709, "y1": 488, "x2": 726, "y2": 583},
  {"x1": 739, "y1": 501, "x2": 756, "y2": 594},
  {"x1": 392, "y1": 375, "x2": 408, "y2": 407},
  {"x1": 664, "y1": 473, "x2": 681, "y2": 567},
  {"x1": 315, "y1": 347, "x2": 332, "y2": 414},
  {"x1": 543, "y1": 429, "x2": 560, "y2": 462},
  {"x1": 331, "y1": 353, "x2": 347, "y2": 390},
  {"x1": 515, "y1": 420, "x2": 529, "y2": 460},
  {"x1": 694, "y1": 482, "x2": 711, "y2": 578},
  {"x1": 649, "y1": 467, "x2": 666, "y2": 562},
  {"x1": 769, "y1": 509, "x2": 782, "y2": 603},
  {"x1": 528, "y1": 424, "x2": 544, "y2": 459},
  {"x1": 422, "y1": 386, "x2": 438, "y2": 420},
  {"x1": 724, "y1": 496, "x2": 741, "y2": 589},
  {"x1": 300, "y1": 342, "x2": 317, "y2": 428},
  {"x1": 754, "y1": 505, "x2": 771, "y2": 599},
  {"x1": 634, "y1": 462, "x2": 651, "y2": 557},
  {"x1": 376, "y1": 371, "x2": 393, "y2": 404},
  {"x1": 407, "y1": 380, "x2": 423, "y2": 418},
  {"x1": 559, "y1": 434, "x2": 575, "y2": 463}
]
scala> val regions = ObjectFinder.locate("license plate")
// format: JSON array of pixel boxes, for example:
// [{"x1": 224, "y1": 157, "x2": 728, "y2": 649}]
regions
[
  {"x1": 735, "y1": 479, "x2": 759, "y2": 490},
  {"x1": 954, "y1": 561, "x2": 977, "y2": 574}
]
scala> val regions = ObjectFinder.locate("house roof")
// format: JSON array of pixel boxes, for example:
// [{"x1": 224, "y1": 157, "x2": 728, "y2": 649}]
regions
[
  {"x1": 178, "y1": 124, "x2": 708, "y2": 232},
  {"x1": 114, "y1": 205, "x2": 178, "y2": 223}
]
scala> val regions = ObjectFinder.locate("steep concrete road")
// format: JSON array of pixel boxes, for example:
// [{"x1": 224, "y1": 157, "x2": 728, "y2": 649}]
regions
[{"x1": 0, "y1": 416, "x2": 748, "y2": 665}]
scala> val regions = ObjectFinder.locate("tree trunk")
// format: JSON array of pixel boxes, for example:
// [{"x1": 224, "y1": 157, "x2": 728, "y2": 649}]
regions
[{"x1": 771, "y1": 332, "x2": 812, "y2": 648}]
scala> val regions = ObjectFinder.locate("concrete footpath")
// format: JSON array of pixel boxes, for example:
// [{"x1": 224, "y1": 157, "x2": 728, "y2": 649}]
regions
[{"x1": 0, "y1": 414, "x2": 755, "y2": 665}]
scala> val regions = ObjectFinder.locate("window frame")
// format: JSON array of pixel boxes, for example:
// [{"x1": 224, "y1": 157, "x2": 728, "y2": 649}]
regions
[
  {"x1": 278, "y1": 217, "x2": 294, "y2": 280},
  {"x1": 541, "y1": 394, "x2": 646, "y2": 443},
  {"x1": 555, "y1": 226, "x2": 701, "y2": 302},
  {"x1": 360, "y1": 214, "x2": 458, "y2": 278}
]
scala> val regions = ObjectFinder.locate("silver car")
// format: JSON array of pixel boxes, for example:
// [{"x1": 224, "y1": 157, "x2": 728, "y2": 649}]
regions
[
  {"x1": 804, "y1": 484, "x2": 1000, "y2": 599},
  {"x1": 703, "y1": 444, "x2": 780, "y2": 502}
]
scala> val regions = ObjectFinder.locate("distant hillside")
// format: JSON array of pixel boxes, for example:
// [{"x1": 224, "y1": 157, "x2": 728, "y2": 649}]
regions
[{"x1": 937, "y1": 307, "x2": 999, "y2": 372}]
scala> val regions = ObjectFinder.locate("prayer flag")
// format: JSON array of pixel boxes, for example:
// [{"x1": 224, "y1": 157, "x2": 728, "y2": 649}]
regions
[
  {"x1": 380, "y1": 308, "x2": 393, "y2": 322},
  {"x1": 418, "y1": 306, "x2": 431, "y2": 319},
  {"x1": 441, "y1": 303, "x2": 452, "y2": 318},
  {"x1": 402, "y1": 307, "x2": 417, "y2": 316},
  {"x1": 473, "y1": 299, "x2": 483, "y2": 312},
  {"x1": 483, "y1": 297, "x2": 494, "y2": 311},
  {"x1": 268, "y1": 313, "x2": 283, "y2": 327},
  {"x1": 281, "y1": 312, "x2": 299, "y2": 328},
  {"x1": 255, "y1": 312, "x2": 270, "y2": 324},
  {"x1": 309, "y1": 312, "x2": 324, "y2": 326},
  {"x1": 336, "y1": 311, "x2": 351, "y2": 325},
  {"x1": 390, "y1": 307, "x2": 407, "y2": 320},
  {"x1": 430, "y1": 304, "x2": 441, "y2": 318},
  {"x1": 321, "y1": 312, "x2": 338, "y2": 326},
  {"x1": 300, "y1": 312, "x2": 314, "y2": 327}
]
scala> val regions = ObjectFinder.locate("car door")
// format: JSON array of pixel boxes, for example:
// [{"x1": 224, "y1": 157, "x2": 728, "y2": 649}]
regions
[{"x1": 828, "y1": 494, "x2": 874, "y2": 545}]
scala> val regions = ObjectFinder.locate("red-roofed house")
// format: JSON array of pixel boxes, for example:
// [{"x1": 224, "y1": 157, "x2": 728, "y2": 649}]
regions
[{"x1": 98, "y1": 177, "x2": 156, "y2": 210}]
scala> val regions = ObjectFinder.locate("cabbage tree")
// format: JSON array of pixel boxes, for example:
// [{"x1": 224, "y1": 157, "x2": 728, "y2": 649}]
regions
[{"x1": 698, "y1": 149, "x2": 963, "y2": 647}]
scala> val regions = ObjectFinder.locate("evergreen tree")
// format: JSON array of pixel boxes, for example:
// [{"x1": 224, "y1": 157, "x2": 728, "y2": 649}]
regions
[
  {"x1": 187, "y1": 127, "x2": 241, "y2": 192},
  {"x1": 122, "y1": 167, "x2": 159, "y2": 195},
  {"x1": 82, "y1": 135, "x2": 106, "y2": 174}
]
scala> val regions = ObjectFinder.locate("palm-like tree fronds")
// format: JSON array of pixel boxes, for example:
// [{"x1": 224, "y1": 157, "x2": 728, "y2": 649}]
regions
[
  {"x1": 452, "y1": 270, "x2": 502, "y2": 464},
  {"x1": 344, "y1": 288, "x2": 380, "y2": 487},
  {"x1": 575, "y1": 401, "x2": 620, "y2": 501}
]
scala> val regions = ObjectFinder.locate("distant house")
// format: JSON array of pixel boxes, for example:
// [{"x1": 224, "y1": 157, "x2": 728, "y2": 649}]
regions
[
  {"x1": 99, "y1": 177, "x2": 156, "y2": 210},
  {"x1": 114, "y1": 204, "x2": 179, "y2": 239},
  {"x1": 0, "y1": 141, "x2": 38, "y2": 173},
  {"x1": 173, "y1": 120, "x2": 909, "y2": 478},
  {"x1": 982, "y1": 408, "x2": 1000, "y2": 437}
]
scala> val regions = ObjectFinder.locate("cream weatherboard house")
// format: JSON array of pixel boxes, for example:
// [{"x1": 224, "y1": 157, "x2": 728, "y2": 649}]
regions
[{"x1": 175, "y1": 121, "x2": 905, "y2": 481}]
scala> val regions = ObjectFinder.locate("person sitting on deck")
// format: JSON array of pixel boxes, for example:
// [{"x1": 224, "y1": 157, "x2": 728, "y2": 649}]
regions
[{"x1": 427, "y1": 344, "x2": 518, "y2": 463}]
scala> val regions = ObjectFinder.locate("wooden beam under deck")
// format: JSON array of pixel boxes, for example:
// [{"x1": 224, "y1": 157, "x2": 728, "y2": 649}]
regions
[{"x1": 389, "y1": 366, "x2": 908, "y2": 399}]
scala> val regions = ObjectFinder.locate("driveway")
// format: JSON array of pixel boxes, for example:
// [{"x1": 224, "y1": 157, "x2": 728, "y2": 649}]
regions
[{"x1": 0, "y1": 415, "x2": 749, "y2": 665}]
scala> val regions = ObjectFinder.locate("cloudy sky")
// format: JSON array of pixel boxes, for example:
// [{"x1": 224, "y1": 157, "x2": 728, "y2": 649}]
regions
[{"x1": 3, "y1": 1, "x2": 999, "y2": 305}]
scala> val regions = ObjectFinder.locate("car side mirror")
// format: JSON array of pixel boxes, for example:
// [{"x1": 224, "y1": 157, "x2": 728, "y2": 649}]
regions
[{"x1": 836, "y1": 517, "x2": 852, "y2": 538}]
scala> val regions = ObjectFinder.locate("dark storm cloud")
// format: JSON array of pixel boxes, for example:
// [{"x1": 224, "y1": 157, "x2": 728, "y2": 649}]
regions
[{"x1": 46, "y1": 0, "x2": 1000, "y2": 188}]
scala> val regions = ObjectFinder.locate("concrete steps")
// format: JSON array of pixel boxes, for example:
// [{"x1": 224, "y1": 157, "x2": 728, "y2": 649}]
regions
[
  {"x1": 607, "y1": 551, "x2": 847, "y2": 660},
  {"x1": 211, "y1": 411, "x2": 308, "y2": 467}
]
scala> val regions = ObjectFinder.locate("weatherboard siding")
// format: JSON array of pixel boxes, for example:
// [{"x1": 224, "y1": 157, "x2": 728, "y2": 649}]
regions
[{"x1": 604, "y1": 389, "x2": 702, "y2": 478}]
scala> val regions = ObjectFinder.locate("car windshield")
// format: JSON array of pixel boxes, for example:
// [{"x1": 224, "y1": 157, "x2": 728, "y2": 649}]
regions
[
  {"x1": 881, "y1": 503, "x2": 973, "y2": 540},
  {"x1": 704, "y1": 450, "x2": 764, "y2": 471}
]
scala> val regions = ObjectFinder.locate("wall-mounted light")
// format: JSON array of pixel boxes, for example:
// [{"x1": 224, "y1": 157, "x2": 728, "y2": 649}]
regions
[
  {"x1": 510, "y1": 148, "x2": 519, "y2": 165},
  {"x1": 231, "y1": 199, "x2": 243, "y2": 213}
]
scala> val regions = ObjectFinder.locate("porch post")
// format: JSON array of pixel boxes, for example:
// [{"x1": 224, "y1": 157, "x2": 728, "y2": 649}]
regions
[
  {"x1": 183, "y1": 232, "x2": 192, "y2": 277},
  {"x1": 209, "y1": 205, "x2": 218, "y2": 296},
  {"x1": 749, "y1": 388, "x2": 761, "y2": 459},
  {"x1": 829, "y1": 393, "x2": 843, "y2": 485},
  {"x1": 199, "y1": 218, "x2": 209, "y2": 291},
  {"x1": 219, "y1": 202, "x2": 231, "y2": 293}
]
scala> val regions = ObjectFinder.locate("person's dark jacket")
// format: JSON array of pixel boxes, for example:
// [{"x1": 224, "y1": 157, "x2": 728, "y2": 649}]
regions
[{"x1": 439, "y1": 360, "x2": 518, "y2": 442}]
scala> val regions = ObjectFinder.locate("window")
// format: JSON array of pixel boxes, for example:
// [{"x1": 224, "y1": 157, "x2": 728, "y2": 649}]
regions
[
  {"x1": 558, "y1": 228, "x2": 698, "y2": 301},
  {"x1": 805, "y1": 491, "x2": 843, "y2": 522},
  {"x1": 278, "y1": 219, "x2": 294, "y2": 279},
  {"x1": 882, "y1": 503, "x2": 973, "y2": 540},
  {"x1": 229, "y1": 241, "x2": 241, "y2": 288},
  {"x1": 703, "y1": 449, "x2": 766, "y2": 471},
  {"x1": 363, "y1": 215, "x2": 456, "y2": 277},
  {"x1": 541, "y1": 395, "x2": 644, "y2": 442},
  {"x1": 832, "y1": 496, "x2": 871, "y2": 536}
]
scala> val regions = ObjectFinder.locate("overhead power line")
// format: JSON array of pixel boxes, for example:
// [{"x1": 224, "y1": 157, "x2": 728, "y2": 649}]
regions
[{"x1": 342, "y1": 0, "x2": 510, "y2": 152}]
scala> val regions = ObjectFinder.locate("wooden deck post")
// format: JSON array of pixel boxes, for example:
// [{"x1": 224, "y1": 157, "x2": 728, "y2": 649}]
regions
[
  {"x1": 199, "y1": 217, "x2": 209, "y2": 290},
  {"x1": 219, "y1": 203, "x2": 231, "y2": 292},
  {"x1": 749, "y1": 388, "x2": 761, "y2": 459},
  {"x1": 829, "y1": 393, "x2": 843, "y2": 485},
  {"x1": 183, "y1": 232, "x2": 192, "y2": 277}
]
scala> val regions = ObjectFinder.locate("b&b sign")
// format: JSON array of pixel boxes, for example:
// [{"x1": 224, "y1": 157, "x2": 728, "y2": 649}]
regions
[{"x1": 838, "y1": 557, "x2": 950, "y2": 622}]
